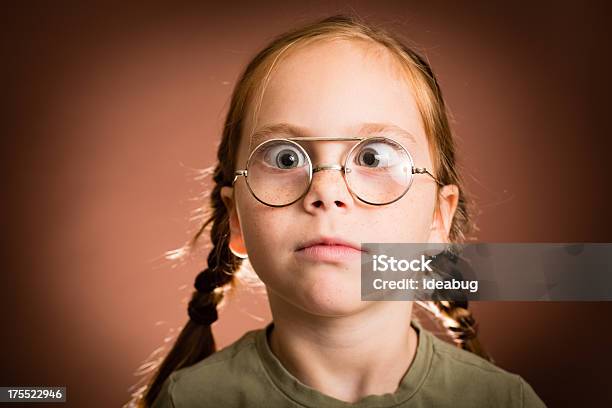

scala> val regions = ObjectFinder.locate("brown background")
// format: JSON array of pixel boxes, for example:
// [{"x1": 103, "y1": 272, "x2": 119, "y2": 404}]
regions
[{"x1": 2, "y1": 1, "x2": 611, "y2": 406}]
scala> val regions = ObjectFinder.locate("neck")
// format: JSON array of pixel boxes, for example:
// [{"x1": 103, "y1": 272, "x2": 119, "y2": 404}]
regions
[{"x1": 266, "y1": 291, "x2": 419, "y2": 403}]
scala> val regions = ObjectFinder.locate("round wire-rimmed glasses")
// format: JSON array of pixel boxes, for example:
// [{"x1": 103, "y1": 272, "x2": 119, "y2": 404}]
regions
[{"x1": 232, "y1": 136, "x2": 443, "y2": 207}]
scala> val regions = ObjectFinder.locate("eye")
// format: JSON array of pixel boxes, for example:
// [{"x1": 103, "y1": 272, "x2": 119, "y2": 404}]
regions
[
  {"x1": 262, "y1": 142, "x2": 307, "y2": 169},
  {"x1": 354, "y1": 141, "x2": 399, "y2": 168}
]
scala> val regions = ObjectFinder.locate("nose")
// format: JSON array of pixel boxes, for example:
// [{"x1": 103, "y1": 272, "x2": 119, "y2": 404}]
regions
[{"x1": 302, "y1": 163, "x2": 354, "y2": 212}]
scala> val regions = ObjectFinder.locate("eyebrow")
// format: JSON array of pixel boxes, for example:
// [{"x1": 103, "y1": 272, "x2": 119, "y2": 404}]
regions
[{"x1": 249, "y1": 122, "x2": 418, "y2": 147}]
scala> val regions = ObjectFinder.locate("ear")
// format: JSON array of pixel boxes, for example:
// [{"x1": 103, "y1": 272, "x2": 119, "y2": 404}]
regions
[
  {"x1": 220, "y1": 186, "x2": 247, "y2": 255},
  {"x1": 429, "y1": 184, "x2": 459, "y2": 243}
]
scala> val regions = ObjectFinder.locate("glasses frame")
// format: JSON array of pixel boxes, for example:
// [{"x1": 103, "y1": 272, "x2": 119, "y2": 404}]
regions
[{"x1": 232, "y1": 136, "x2": 443, "y2": 207}]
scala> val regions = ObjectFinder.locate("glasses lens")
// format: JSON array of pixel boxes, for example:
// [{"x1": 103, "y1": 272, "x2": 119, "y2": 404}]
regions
[
  {"x1": 345, "y1": 137, "x2": 413, "y2": 204},
  {"x1": 246, "y1": 140, "x2": 311, "y2": 206}
]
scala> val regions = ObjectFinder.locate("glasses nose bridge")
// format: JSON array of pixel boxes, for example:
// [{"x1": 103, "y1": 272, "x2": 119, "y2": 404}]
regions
[
  {"x1": 312, "y1": 163, "x2": 344, "y2": 174},
  {"x1": 311, "y1": 163, "x2": 351, "y2": 187},
  {"x1": 309, "y1": 162, "x2": 352, "y2": 194}
]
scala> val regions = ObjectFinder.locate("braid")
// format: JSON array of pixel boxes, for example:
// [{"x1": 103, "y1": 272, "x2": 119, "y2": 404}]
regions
[
  {"x1": 429, "y1": 300, "x2": 492, "y2": 362},
  {"x1": 417, "y1": 248, "x2": 492, "y2": 362},
  {"x1": 140, "y1": 163, "x2": 243, "y2": 407}
]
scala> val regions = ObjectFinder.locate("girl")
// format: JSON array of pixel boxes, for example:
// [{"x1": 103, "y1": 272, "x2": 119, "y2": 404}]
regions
[{"x1": 135, "y1": 14, "x2": 546, "y2": 408}]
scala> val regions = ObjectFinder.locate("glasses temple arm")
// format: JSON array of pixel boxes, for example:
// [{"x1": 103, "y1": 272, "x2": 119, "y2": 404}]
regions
[
  {"x1": 233, "y1": 170, "x2": 247, "y2": 185},
  {"x1": 413, "y1": 167, "x2": 444, "y2": 186}
]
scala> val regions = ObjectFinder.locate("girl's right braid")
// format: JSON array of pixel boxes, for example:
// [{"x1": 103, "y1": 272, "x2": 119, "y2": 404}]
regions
[
  {"x1": 140, "y1": 167, "x2": 241, "y2": 408},
  {"x1": 188, "y1": 167, "x2": 243, "y2": 327}
]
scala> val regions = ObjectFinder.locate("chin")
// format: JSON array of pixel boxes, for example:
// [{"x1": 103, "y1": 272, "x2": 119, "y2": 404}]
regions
[
  {"x1": 293, "y1": 276, "x2": 366, "y2": 317},
  {"x1": 262, "y1": 260, "x2": 367, "y2": 317}
]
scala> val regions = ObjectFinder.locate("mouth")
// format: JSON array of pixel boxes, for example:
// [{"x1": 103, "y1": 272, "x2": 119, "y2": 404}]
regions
[{"x1": 295, "y1": 237, "x2": 366, "y2": 262}]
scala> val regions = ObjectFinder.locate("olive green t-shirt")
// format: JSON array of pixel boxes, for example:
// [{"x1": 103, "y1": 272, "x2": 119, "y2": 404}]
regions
[{"x1": 151, "y1": 320, "x2": 546, "y2": 407}]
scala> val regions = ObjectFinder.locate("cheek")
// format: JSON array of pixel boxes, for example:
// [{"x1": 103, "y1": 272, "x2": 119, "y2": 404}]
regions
[
  {"x1": 235, "y1": 189, "x2": 292, "y2": 278},
  {"x1": 367, "y1": 190, "x2": 435, "y2": 242},
  {"x1": 237, "y1": 202, "x2": 279, "y2": 251}
]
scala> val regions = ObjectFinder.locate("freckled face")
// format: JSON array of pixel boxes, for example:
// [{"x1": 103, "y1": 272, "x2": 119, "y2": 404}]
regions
[{"x1": 226, "y1": 40, "x2": 440, "y2": 317}]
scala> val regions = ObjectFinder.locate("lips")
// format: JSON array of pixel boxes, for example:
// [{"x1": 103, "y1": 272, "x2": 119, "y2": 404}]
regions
[
  {"x1": 295, "y1": 237, "x2": 366, "y2": 262},
  {"x1": 296, "y1": 237, "x2": 365, "y2": 252}
]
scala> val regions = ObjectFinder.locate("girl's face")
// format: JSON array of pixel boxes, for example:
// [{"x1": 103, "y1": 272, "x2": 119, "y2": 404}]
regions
[{"x1": 221, "y1": 40, "x2": 458, "y2": 317}]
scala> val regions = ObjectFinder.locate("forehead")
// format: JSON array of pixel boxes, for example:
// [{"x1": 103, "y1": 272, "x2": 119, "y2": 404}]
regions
[{"x1": 242, "y1": 39, "x2": 429, "y2": 155}]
